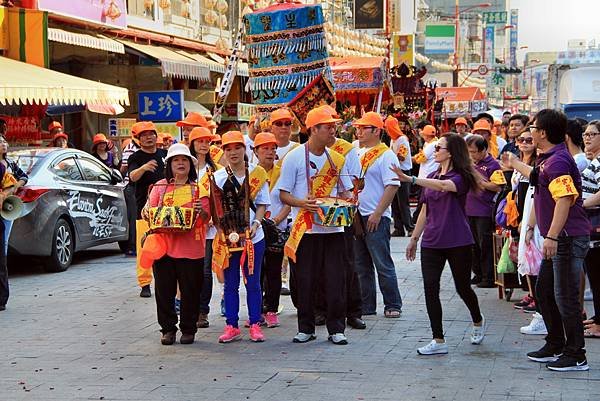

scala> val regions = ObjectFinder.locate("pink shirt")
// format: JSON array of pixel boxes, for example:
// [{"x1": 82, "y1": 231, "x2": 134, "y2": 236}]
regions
[{"x1": 148, "y1": 179, "x2": 209, "y2": 260}]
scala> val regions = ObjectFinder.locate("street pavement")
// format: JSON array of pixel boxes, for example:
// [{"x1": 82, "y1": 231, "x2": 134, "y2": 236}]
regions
[{"x1": 1, "y1": 237, "x2": 599, "y2": 401}]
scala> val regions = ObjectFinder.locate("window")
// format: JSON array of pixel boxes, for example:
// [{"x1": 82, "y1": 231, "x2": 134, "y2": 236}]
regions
[
  {"x1": 77, "y1": 158, "x2": 112, "y2": 183},
  {"x1": 52, "y1": 157, "x2": 83, "y2": 181},
  {"x1": 128, "y1": 0, "x2": 156, "y2": 20}
]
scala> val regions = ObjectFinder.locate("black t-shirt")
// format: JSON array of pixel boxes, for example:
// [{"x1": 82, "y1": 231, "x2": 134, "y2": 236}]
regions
[{"x1": 127, "y1": 148, "x2": 167, "y2": 217}]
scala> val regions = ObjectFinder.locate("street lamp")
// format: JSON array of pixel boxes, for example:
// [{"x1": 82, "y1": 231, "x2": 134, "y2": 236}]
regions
[{"x1": 453, "y1": 1, "x2": 492, "y2": 86}]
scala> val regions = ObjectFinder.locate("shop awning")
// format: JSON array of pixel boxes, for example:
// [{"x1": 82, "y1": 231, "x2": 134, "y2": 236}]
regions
[
  {"x1": 435, "y1": 87, "x2": 486, "y2": 102},
  {"x1": 48, "y1": 28, "x2": 125, "y2": 54},
  {"x1": 174, "y1": 49, "x2": 226, "y2": 74},
  {"x1": 330, "y1": 57, "x2": 387, "y2": 93},
  {"x1": 119, "y1": 39, "x2": 210, "y2": 82},
  {"x1": 0, "y1": 56, "x2": 130, "y2": 106},
  {"x1": 184, "y1": 101, "x2": 212, "y2": 117}
]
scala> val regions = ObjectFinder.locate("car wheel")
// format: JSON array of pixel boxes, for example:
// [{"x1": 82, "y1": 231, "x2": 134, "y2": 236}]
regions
[
  {"x1": 118, "y1": 240, "x2": 131, "y2": 253},
  {"x1": 44, "y1": 218, "x2": 74, "y2": 273}
]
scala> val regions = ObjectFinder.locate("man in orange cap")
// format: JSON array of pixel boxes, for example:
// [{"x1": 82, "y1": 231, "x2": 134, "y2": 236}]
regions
[
  {"x1": 352, "y1": 112, "x2": 403, "y2": 318},
  {"x1": 454, "y1": 117, "x2": 470, "y2": 138},
  {"x1": 176, "y1": 112, "x2": 209, "y2": 144},
  {"x1": 48, "y1": 121, "x2": 63, "y2": 135},
  {"x1": 386, "y1": 116, "x2": 414, "y2": 237},
  {"x1": 278, "y1": 106, "x2": 353, "y2": 345},
  {"x1": 270, "y1": 108, "x2": 300, "y2": 166},
  {"x1": 472, "y1": 119, "x2": 506, "y2": 158},
  {"x1": 159, "y1": 132, "x2": 173, "y2": 150},
  {"x1": 128, "y1": 121, "x2": 168, "y2": 298},
  {"x1": 120, "y1": 128, "x2": 141, "y2": 258}
]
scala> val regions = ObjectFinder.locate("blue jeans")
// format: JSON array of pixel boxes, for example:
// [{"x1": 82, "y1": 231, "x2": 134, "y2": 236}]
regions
[
  {"x1": 223, "y1": 239, "x2": 265, "y2": 328},
  {"x1": 536, "y1": 236, "x2": 589, "y2": 359},
  {"x1": 2, "y1": 218, "x2": 12, "y2": 255},
  {"x1": 354, "y1": 216, "x2": 402, "y2": 314}
]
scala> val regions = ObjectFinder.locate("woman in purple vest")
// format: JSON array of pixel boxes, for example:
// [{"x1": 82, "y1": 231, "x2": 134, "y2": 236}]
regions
[{"x1": 392, "y1": 133, "x2": 485, "y2": 355}]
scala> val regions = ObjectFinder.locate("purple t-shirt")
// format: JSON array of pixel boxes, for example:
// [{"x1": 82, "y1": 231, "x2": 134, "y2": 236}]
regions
[
  {"x1": 466, "y1": 154, "x2": 501, "y2": 217},
  {"x1": 533, "y1": 142, "x2": 591, "y2": 237},
  {"x1": 421, "y1": 170, "x2": 474, "y2": 249}
]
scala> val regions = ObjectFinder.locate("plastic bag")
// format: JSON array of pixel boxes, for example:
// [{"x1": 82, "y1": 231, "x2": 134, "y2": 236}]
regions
[
  {"x1": 524, "y1": 241, "x2": 543, "y2": 276},
  {"x1": 497, "y1": 239, "x2": 516, "y2": 274}
]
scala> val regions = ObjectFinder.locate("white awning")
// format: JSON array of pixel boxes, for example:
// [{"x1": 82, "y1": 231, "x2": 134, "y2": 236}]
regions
[
  {"x1": 184, "y1": 101, "x2": 212, "y2": 117},
  {"x1": 175, "y1": 49, "x2": 226, "y2": 74},
  {"x1": 48, "y1": 28, "x2": 125, "y2": 54},
  {"x1": 119, "y1": 39, "x2": 210, "y2": 82},
  {"x1": 0, "y1": 56, "x2": 129, "y2": 106}
]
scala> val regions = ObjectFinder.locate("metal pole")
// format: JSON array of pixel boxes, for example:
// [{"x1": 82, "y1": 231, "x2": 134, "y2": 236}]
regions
[{"x1": 453, "y1": 0, "x2": 459, "y2": 86}]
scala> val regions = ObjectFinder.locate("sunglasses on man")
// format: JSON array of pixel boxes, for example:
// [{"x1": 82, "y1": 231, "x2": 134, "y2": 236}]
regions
[{"x1": 273, "y1": 121, "x2": 292, "y2": 127}]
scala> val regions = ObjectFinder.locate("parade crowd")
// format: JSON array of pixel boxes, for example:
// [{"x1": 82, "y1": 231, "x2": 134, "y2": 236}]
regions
[{"x1": 1, "y1": 105, "x2": 599, "y2": 374}]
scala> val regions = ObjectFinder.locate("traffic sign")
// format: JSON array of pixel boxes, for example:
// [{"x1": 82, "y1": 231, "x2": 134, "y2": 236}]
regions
[{"x1": 477, "y1": 64, "x2": 489, "y2": 75}]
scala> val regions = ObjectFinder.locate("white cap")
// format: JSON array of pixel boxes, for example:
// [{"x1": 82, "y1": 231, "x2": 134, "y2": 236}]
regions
[{"x1": 165, "y1": 143, "x2": 198, "y2": 165}]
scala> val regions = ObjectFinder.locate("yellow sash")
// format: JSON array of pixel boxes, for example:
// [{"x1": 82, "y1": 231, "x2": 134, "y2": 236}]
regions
[
  {"x1": 276, "y1": 142, "x2": 300, "y2": 167},
  {"x1": 1, "y1": 172, "x2": 17, "y2": 189},
  {"x1": 267, "y1": 164, "x2": 282, "y2": 192},
  {"x1": 329, "y1": 138, "x2": 354, "y2": 157},
  {"x1": 210, "y1": 145, "x2": 223, "y2": 162},
  {"x1": 198, "y1": 163, "x2": 223, "y2": 198},
  {"x1": 488, "y1": 134, "x2": 500, "y2": 158},
  {"x1": 212, "y1": 165, "x2": 269, "y2": 278},
  {"x1": 284, "y1": 149, "x2": 345, "y2": 262},
  {"x1": 360, "y1": 143, "x2": 388, "y2": 176}
]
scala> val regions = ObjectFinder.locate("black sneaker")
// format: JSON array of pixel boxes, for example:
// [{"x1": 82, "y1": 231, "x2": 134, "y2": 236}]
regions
[
  {"x1": 140, "y1": 285, "x2": 151, "y2": 298},
  {"x1": 546, "y1": 355, "x2": 589, "y2": 371},
  {"x1": 527, "y1": 344, "x2": 563, "y2": 363}
]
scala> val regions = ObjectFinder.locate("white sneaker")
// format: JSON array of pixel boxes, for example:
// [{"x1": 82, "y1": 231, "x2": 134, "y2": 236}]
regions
[
  {"x1": 417, "y1": 340, "x2": 448, "y2": 355},
  {"x1": 470, "y1": 313, "x2": 486, "y2": 344},
  {"x1": 520, "y1": 312, "x2": 547, "y2": 335},
  {"x1": 328, "y1": 333, "x2": 348, "y2": 345}
]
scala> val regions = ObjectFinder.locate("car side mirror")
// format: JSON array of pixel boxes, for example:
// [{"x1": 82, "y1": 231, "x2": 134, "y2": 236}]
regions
[{"x1": 110, "y1": 168, "x2": 123, "y2": 185}]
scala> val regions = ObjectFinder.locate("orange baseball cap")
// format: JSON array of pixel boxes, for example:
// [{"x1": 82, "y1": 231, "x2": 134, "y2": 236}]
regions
[
  {"x1": 253, "y1": 132, "x2": 277, "y2": 148},
  {"x1": 494, "y1": 119, "x2": 502, "y2": 127},
  {"x1": 422, "y1": 125, "x2": 437, "y2": 136},
  {"x1": 176, "y1": 112, "x2": 209, "y2": 128},
  {"x1": 384, "y1": 116, "x2": 402, "y2": 140},
  {"x1": 316, "y1": 104, "x2": 339, "y2": 118},
  {"x1": 455, "y1": 117, "x2": 468, "y2": 126},
  {"x1": 221, "y1": 131, "x2": 245, "y2": 147},
  {"x1": 156, "y1": 135, "x2": 164, "y2": 145},
  {"x1": 353, "y1": 111, "x2": 384, "y2": 129},
  {"x1": 52, "y1": 132, "x2": 68, "y2": 142},
  {"x1": 92, "y1": 133, "x2": 109, "y2": 145},
  {"x1": 473, "y1": 119, "x2": 492, "y2": 133},
  {"x1": 305, "y1": 107, "x2": 342, "y2": 129},
  {"x1": 189, "y1": 127, "x2": 214, "y2": 143},
  {"x1": 212, "y1": 133, "x2": 222, "y2": 143},
  {"x1": 270, "y1": 108, "x2": 293, "y2": 123},
  {"x1": 132, "y1": 121, "x2": 157, "y2": 138},
  {"x1": 48, "y1": 121, "x2": 63, "y2": 131}
]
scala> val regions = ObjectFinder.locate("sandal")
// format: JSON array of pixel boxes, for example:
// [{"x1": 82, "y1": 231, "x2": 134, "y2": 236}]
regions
[{"x1": 384, "y1": 309, "x2": 401, "y2": 318}]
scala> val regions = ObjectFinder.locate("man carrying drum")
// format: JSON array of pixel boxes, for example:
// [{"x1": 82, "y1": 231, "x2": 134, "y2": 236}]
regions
[
  {"x1": 278, "y1": 107, "x2": 353, "y2": 345},
  {"x1": 353, "y1": 112, "x2": 403, "y2": 318}
]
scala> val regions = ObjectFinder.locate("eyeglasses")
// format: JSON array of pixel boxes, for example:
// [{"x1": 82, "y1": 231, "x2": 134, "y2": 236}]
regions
[
  {"x1": 516, "y1": 137, "x2": 534, "y2": 144},
  {"x1": 434, "y1": 145, "x2": 447, "y2": 152},
  {"x1": 583, "y1": 132, "x2": 600, "y2": 139},
  {"x1": 526, "y1": 125, "x2": 539, "y2": 132},
  {"x1": 273, "y1": 121, "x2": 292, "y2": 127}
]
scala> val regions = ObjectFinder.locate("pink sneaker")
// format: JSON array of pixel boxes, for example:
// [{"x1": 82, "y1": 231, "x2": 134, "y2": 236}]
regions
[
  {"x1": 249, "y1": 323, "x2": 265, "y2": 342},
  {"x1": 264, "y1": 312, "x2": 280, "y2": 328},
  {"x1": 218, "y1": 325, "x2": 241, "y2": 343},
  {"x1": 244, "y1": 315, "x2": 266, "y2": 328}
]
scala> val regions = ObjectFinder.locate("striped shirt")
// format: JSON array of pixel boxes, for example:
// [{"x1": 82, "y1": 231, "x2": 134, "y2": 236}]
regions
[{"x1": 581, "y1": 156, "x2": 600, "y2": 199}]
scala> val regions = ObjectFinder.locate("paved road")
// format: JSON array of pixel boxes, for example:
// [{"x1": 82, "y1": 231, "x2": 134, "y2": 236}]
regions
[{"x1": 1, "y1": 238, "x2": 599, "y2": 401}]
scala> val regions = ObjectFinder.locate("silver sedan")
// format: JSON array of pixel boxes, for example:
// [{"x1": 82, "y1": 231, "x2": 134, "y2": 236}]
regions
[{"x1": 8, "y1": 148, "x2": 128, "y2": 272}]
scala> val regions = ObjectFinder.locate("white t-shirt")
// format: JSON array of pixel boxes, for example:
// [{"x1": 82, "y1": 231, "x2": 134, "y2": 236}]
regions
[
  {"x1": 277, "y1": 145, "x2": 353, "y2": 234},
  {"x1": 582, "y1": 156, "x2": 600, "y2": 200},
  {"x1": 244, "y1": 135, "x2": 258, "y2": 165},
  {"x1": 418, "y1": 140, "x2": 439, "y2": 179},
  {"x1": 213, "y1": 164, "x2": 270, "y2": 244},
  {"x1": 391, "y1": 135, "x2": 413, "y2": 171},
  {"x1": 343, "y1": 146, "x2": 361, "y2": 178},
  {"x1": 267, "y1": 169, "x2": 289, "y2": 231},
  {"x1": 276, "y1": 141, "x2": 299, "y2": 164},
  {"x1": 496, "y1": 136, "x2": 507, "y2": 152},
  {"x1": 352, "y1": 139, "x2": 360, "y2": 149},
  {"x1": 357, "y1": 147, "x2": 400, "y2": 218}
]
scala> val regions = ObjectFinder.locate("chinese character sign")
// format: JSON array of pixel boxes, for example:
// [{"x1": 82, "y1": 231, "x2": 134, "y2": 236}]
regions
[
  {"x1": 510, "y1": 9, "x2": 519, "y2": 67},
  {"x1": 483, "y1": 11, "x2": 507, "y2": 25},
  {"x1": 137, "y1": 90, "x2": 184, "y2": 122},
  {"x1": 484, "y1": 27, "x2": 494, "y2": 64}
]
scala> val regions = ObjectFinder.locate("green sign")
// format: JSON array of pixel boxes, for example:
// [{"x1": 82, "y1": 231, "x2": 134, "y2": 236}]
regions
[
  {"x1": 483, "y1": 11, "x2": 507, "y2": 24},
  {"x1": 490, "y1": 72, "x2": 506, "y2": 86},
  {"x1": 425, "y1": 25, "x2": 455, "y2": 37}
]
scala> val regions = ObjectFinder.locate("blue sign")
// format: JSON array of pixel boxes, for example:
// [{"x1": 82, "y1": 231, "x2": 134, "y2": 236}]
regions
[
  {"x1": 509, "y1": 9, "x2": 519, "y2": 67},
  {"x1": 137, "y1": 90, "x2": 184, "y2": 122}
]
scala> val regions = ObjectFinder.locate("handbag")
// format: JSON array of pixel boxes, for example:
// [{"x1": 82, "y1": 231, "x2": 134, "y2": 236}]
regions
[
  {"x1": 497, "y1": 238, "x2": 516, "y2": 274},
  {"x1": 495, "y1": 197, "x2": 508, "y2": 228},
  {"x1": 508, "y1": 237, "x2": 519, "y2": 263}
]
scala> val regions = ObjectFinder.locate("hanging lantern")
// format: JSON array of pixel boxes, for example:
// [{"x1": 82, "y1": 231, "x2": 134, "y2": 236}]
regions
[
  {"x1": 159, "y1": 0, "x2": 171, "y2": 9},
  {"x1": 216, "y1": 0, "x2": 228, "y2": 14},
  {"x1": 103, "y1": 0, "x2": 122, "y2": 20},
  {"x1": 144, "y1": 0, "x2": 154, "y2": 11},
  {"x1": 180, "y1": 0, "x2": 191, "y2": 18},
  {"x1": 205, "y1": 0, "x2": 217, "y2": 8},
  {"x1": 205, "y1": 10, "x2": 218, "y2": 25}
]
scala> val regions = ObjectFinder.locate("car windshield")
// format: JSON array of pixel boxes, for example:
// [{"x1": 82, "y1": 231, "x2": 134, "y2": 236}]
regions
[{"x1": 8, "y1": 149, "x2": 54, "y2": 175}]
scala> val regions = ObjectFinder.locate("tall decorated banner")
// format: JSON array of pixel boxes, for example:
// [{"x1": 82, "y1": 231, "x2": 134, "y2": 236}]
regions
[
  {"x1": 244, "y1": 3, "x2": 332, "y2": 112},
  {"x1": 392, "y1": 34, "x2": 415, "y2": 66},
  {"x1": 6, "y1": 8, "x2": 49, "y2": 68},
  {"x1": 483, "y1": 26, "x2": 494, "y2": 64},
  {"x1": 509, "y1": 9, "x2": 519, "y2": 67},
  {"x1": 424, "y1": 25, "x2": 455, "y2": 55}
]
